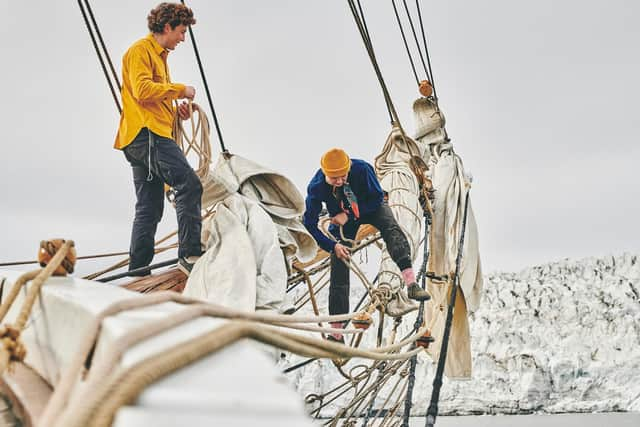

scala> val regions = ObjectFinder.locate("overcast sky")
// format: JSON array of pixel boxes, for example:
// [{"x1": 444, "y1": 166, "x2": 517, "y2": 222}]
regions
[{"x1": 1, "y1": 0, "x2": 638, "y2": 276}]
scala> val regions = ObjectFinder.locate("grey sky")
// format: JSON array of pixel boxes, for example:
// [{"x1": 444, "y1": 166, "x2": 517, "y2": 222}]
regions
[{"x1": 1, "y1": 0, "x2": 638, "y2": 275}]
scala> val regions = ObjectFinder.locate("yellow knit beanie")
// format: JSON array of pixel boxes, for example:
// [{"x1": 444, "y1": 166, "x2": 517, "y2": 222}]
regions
[{"x1": 320, "y1": 148, "x2": 351, "y2": 177}]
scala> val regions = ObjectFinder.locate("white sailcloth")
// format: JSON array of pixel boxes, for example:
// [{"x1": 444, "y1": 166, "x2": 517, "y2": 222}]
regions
[
  {"x1": 184, "y1": 154, "x2": 317, "y2": 312},
  {"x1": 413, "y1": 96, "x2": 484, "y2": 378}
]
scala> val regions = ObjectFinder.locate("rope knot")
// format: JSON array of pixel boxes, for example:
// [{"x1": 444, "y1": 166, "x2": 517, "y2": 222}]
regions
[
  {"x1": 372, "y1": 284, "x2": 394, "y2": 307},
  {"x1": 0, "y1": 324, "x2": 27, "y2": 367},
  {"x1": 38, "y1": 239, "x2": 76, "y2": 276}
]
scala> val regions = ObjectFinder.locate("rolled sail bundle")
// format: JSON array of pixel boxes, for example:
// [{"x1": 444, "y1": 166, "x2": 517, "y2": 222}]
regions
[
  {"x1": 373, "y1": 126, "x2": 425, "y2": 317},
  {"x1": 413, "y1": 96, "x2": 484, "y2": 379},
  {"x1": 184, "y1": 154, "x2": 317, "y2": 312}
]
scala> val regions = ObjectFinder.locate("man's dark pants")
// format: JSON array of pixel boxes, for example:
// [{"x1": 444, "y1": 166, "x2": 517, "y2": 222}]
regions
[
  {"x1": 329, "y1": 202, "x2": 412, "y2": 315},
  {"x1": 123, "y1": 128, "x2": 203, "y2": 270}
]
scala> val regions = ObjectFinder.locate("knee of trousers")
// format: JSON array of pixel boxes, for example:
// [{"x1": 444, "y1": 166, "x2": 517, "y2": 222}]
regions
[
  {"x1": 176, "y1": 171, "x2": 202, "y2": 199},
  {"x1": 133, "y1": 207, "x2": 163, "y2": 226}
]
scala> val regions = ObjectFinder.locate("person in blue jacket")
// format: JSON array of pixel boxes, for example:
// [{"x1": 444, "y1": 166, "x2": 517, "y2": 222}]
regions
[{"x1": 303, "y1": 148, "x2": 430, "y2": 342}]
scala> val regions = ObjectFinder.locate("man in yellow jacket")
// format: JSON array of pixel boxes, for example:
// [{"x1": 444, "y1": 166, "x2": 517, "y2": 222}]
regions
[{"x1": 115, "y1": 3, "x2": 202, "y2": 276}]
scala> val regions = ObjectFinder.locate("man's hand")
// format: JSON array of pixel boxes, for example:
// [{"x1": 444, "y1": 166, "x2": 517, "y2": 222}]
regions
[
  {"x1": 334, "y1": 243, "x2": 350, "y2": 261},
  {"x1": 330, "y1": 212, "x2": 348, "y2": 226},
  {"x1": 177, "y1": 101, "x2": 197, "y2": 120},
  {"x1": 183, "y1": 85, "x2": 196, "y2": 100}
]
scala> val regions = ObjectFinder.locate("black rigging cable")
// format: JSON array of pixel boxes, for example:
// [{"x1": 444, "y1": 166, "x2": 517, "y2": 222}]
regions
[
  {"x1": 347, "y1": 0, "x2": 396, "y2": 124},
  {"x1": 76, "y1": 0, "x2": 121, "y2": 113},
  {"x1": 83, "y1": 0, "x2": 121, "y2": 92},
  {"x1": 401, "y1": 210, "x2": 432, "y2": 427},
  {"x1": 390, "y1": 0, "x2": 439, "y2": 99},
  {"x1": 180, "y1": 0, "x2": 227, "y2": 153},
  {"x1": 425, "y1": 190, "x2": 471, "y2": 427},
  {"x1": 415, "y1": 0, "x2": 437, "y2": 99},
  {"x1": 391, "y1": 0, "x2": 420, "y2": 86},
  {"x1": 401, "y1": 0, "x2": 431, "y2": 82}
]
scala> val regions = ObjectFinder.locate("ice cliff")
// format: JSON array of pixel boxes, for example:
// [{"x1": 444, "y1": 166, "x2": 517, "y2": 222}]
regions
[{"x1": 287, "y1": 253, "x2": 640, "y2": 415}]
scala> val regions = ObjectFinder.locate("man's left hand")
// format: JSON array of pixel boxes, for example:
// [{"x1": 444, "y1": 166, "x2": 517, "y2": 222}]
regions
[{"x1": 177, "y1": 101, "x2": 197, "y2": 120}]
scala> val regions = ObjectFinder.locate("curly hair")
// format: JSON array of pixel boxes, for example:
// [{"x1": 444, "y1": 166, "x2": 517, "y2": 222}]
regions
[{"x1": 147, "y1": 3, "x2": 196, "y2": 33}]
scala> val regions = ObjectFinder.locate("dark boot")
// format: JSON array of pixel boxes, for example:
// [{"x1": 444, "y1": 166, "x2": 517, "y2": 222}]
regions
[{"x1": 407, "y1": 283, "x2": 431, "y2": 301}]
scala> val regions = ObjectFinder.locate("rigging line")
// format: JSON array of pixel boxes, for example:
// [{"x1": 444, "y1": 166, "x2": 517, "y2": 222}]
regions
[
  {"x1": 356, "y1": 0, "x2": 373, "y2": 49},
  {"x1": 347, "y1": 0, "x2": 395, "y2": 124},
  {"x1": 415, "y1": 0, "x2": 437, "y2": 99},
  {"x1": 425, "y1": 189, "x2": 471, "y2": 427},
  {"x1": 76, "y1": 0, "x2": 121, "y2": 113},
  {"x1": 180, "y1": 0, "x2": 227, "y2": 153},
  {"x1": 401, "y1": 0, "x2": 431, "y2": 82},
  {"x1": 281, "y1": 283, "x2": 372, "y2": 375},
  {"x1": 83, "y1": 0, "x2": 121, "y2": 92},
  {"x1": 0, "y1": 245, "x2": 180, "y2": 268},
  {"x1": 97, "y1": 258, "x2": 179, "y2": 283},
  {"x1": 401, "y1": 212, "x2": 431, "y2": 427},
  {"x1": 391, "y1": 0, "x2": 420, "y2": 86}
]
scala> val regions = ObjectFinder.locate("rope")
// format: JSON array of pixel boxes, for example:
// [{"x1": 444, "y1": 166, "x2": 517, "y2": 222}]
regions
[
  {"x1": 173, "y1": 101, "x2": 212, "y2": 180},
  {"x1": 0, "y1": 246, "x2": 181, "y2": 268},
  {"x1": 96, "y1": 258, "x2": 179, "y2": 283},
  {"x1": 401, "y1": 211, "x2": 431, "y2": 426},
  {"x1": 415, "y1": 0, "x2": 438, "y2": 98},
  {"x1": 391, "y1": 0, "x2": 420, "y2": 85},
  {"x1": 401, "y1": 0, "x2": 431, "y2": 82},
  {"x1": 284, "y1": 285, "x2": 372, "y2": 375},
  {"x1": 347, "y1": 0, "x2": 394, "y2": 123},
  {"x1": 425, "y1": 189, "x2": 471, "y2": 427},
  {"x1": 0, "y1": 241, "x2": 73, "y2": 375},
  {"x1": 83, "y1": 209, "x2": 216, "y2": 281},
  {"x1": 76, "y1": 0, "x2": 121, "y2": 113},
  {"x1": 41, "y1": 285, "x2": 437, "y2": 426},
  {"x1": 83, "y1": 0, "x2": 121, "y2": 92},
  {"x1": 179, "y1": 0, "x2": 227, "y2": 153},
  {"x1": 54, "y1": 318, "x2": 424, "y2": 427}
]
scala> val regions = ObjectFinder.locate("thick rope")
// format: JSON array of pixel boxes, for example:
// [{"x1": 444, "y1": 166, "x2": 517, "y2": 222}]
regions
[
  {"x1": 55, "y1": 319, "x2": 425, "y2": 427},
  {"x1": 40, "y1": 289, "x2": 392, "y2": 426},
  {"x1": 44, "y1": 285, "x2": 434, "y2": 426},
  {"x1": 173, "y1": 101, "x2": 212, "y2": 180},
  {"x1": 0, "y1": 241, "x2": 73, "y2": 374}
]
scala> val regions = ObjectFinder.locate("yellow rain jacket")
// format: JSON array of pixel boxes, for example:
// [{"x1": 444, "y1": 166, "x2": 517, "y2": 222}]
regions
[{"x1": 114, "y1": 34, "x2": 186, "y2": 150}]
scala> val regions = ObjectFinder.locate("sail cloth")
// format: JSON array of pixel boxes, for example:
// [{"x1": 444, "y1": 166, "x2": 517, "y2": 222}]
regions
[
  {"x1": 184, "y1": 154, "x2": 318, "y2": 312},
  {"x1": 413, "y1": 97, "x2": 484, "y2": 379},
  {"x1": 201, "y1": 154, "x2": 317, "y2": 263},
  {"x1": 373, "y1": 127, "x2": 424, "y2": 316}
]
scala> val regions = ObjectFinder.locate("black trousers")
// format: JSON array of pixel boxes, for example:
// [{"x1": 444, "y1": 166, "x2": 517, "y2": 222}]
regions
[
  {"x1": 123, "y1": 128, "x2": 203, "y2": 270},
  {"x1": 329, "y1": 202, "x2": 412, "y2": 315}
]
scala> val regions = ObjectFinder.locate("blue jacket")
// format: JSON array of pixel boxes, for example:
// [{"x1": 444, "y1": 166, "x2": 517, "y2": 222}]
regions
[{"x1": 303, "y1": 159, "x2": 384, "y2": 253}]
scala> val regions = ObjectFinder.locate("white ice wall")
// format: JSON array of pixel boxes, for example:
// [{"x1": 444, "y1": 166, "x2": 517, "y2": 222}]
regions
[{"x1": 287, "y1": 253, "x2": 640, "y2": 415}]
